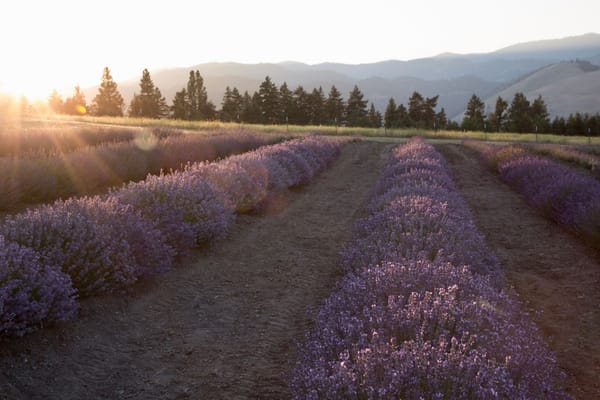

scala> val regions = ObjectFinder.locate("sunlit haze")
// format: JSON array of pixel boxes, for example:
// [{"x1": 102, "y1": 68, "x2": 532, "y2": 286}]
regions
[{"x1": 1, "y1": 0, "x2": 598, "y2": 100}]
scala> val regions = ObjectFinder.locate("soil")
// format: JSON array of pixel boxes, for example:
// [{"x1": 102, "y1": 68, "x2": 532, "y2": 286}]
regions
[
  {"x1": 2, "y1": 140, "x2": 599, "y2": 399},
  {"x1": 0, "y1": 141, "x2": 392, "y2": 400},
  {"x1": 436, "y1": 143, "x2": 600, "y2": 400}
]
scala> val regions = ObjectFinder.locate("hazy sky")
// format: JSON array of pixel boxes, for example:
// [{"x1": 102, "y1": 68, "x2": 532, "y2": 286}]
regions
[{"x1": 1, "y1": 0, "x2": 598, "y2": 99}]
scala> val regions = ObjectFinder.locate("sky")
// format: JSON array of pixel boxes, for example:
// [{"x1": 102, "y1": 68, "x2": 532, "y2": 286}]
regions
[{"x1": 1, "y1": 0, "x2": 598, "y2": 100}]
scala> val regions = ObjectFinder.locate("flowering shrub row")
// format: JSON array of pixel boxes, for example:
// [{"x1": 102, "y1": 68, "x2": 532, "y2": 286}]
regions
[
  {"x1": 0, "y1": 129, "x2": 281, "y2": 210},
  {"x1": 0, "y1": 136, "x2": 342, "y2": 337},
  {"x1": 291, "y1": 138, "x2": 568, "y2": 399},
  {"x1": 466, "y1": 140, "x2": 600, "y2": 250},
  {"x1": 0, "y1": 126, "x2": 138, "y2": 157}
]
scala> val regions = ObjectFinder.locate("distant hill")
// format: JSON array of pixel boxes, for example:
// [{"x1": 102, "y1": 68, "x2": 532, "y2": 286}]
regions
[
  {"x1": 83, "y1": 33, "x2": 600, "y2": 120},
  {"x1": 454, "y1": 61, "x2": 600, "y2": 119}
]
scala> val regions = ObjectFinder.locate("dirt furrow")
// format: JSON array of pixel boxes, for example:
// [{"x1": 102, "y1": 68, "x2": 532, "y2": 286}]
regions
[
  {"x1": 0, "y1": 140, "x2": 391, "y2": 400},
  {"x1": 436, "y1": 143, "x2": 600, "y2": 400}
]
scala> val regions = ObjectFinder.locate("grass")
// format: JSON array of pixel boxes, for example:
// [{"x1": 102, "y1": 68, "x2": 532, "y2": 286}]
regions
[{"x1": 5, "y1": 114, "x2": 600, "y2": 145}]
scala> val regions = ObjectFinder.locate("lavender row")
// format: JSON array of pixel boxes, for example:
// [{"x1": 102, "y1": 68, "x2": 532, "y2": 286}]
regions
[
  {"x1": 291, "y1": 138, "x2": 568, "y2": 399},
  {"x1": 0, "y1": 129, "x2": 281, "y2": 210},
  {"x1": 0, "y1": 136, "x2": 342, "y2": 337},
  {"x1": 466, "y1": 141, "x2": 600, "y2": 250}
]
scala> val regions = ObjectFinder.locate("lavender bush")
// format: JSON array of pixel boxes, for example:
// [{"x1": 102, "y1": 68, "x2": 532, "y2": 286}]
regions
[
  {"x1": 0, "y1": 136, "x2": 342, "y2": 337},
  {"x1": 0, "y1": 236, "x2": 76, "y2": 337},
  {"x1": 466, "y1": 141, "x2": 600, "y2": 249},
  {"x1": 292, "y1": 138, "x2": 568, "y2": 399}
]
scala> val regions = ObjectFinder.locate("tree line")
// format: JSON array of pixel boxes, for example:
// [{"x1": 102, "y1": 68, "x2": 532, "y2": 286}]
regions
[
  {"x1": 46, "y1": 67, "x2": 600, "y2": 136},
  {"x1": 457, "y1": 92, "x2": 600, "y2": 136}
]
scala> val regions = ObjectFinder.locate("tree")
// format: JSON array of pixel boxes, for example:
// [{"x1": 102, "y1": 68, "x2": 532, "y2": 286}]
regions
[
  {"x1": 308, "y1": 86, "x2": 326, "y2": 125},
  {"x1": 384, "y1": 98, "x2": 398, "y2": 129},
  {"x1": 346, "y1": 85, "x2": 368, "y2": 127},
  {"x1": 290, "y1": 85, "x2": 310, "y2": 125},
  {"x1": 551, "y1": 116, "x2": 566, "y2": 135},
  {"x1": 48, "y1": 90, "x2": 64, "y2": 114},
  {"x1": 128, "y1": 69, "x2": 168, "y2": 118},
  {"x1": 258, "y1": 76, "x2": 280, "y2": 124},
  {"x1": 487, "y1": 96, "x2": 508, "y2": 132},
  {"x1": 186, "y1": 70, "x2": 215, "y2": 120},
  {"x1": 171, "y1": 89, "x2": 188, "y2": 119},
  {"x1": 367, "y1": 103, "x2": 382, "y2": 128},
  {"x1": 435, "y1": 108, "x2": 447, "y2": 130},
  {"x1": 396, "y1": 104, "x2": 409, "y2": 127},
  {"x1": 279, "y1": 82, "x2": 293, "y2": 124},
  {"x1": 423, "y1": 95, "x2": 439, "y2": 129},
  {"x1": 508, "y1": 92, "x2": 532, "y2": 133},
  {"x1": 63, "y1": 85, "x2": 87, "y2": 115},
  {"x1": 530, "y1": 95, "x2": 550, "y2": 133},
  {"x1": 407, "y1": 91, "x2": 426, "y2": 128},
  {"x1": 325, "y1": 85, "x2": 345, "y2": 125},
  {"x1": 91, "y1": 67, "x2": 125, "y2": 116},
  {"x1": 462, "y1": 94, "x2": 485, "y2": 131},
  {"x1": 221, "y1": 86, "x2": 242, "y2": 122}
]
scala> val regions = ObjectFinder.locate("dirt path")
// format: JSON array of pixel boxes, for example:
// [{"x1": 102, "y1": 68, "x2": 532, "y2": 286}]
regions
[
  {"x1": 436, "y1": 143, "x2": 600, "y2": 400},
  {"x1": 0, "y1": 141, "x2": 391, "y2": 400}
]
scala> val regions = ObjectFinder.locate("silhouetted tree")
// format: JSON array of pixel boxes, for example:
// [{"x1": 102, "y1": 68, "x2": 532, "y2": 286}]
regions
[
  {"x1": 128, "y1": 69, "x2": 168, "y2": 118},
  {"x1": 384, "y1": 98, "x2": 398, "y2": 129},
  {"x1": 63, "y1": 85, "x2": 87, "y2": 115},
  {"x1": 258, "y1": 76, "x2": 280, "y2": 124},
  {"x1": 487, "y1": 96, "x2": 508, "y2": 132},
  {"x1": 462, "y1": 94, "x2": 485, "y2": 131},
  {"x1": 220, "y1": 86, "x2": 242, "y2": 122},
  {"x1": 48, "y1": 90, "x2": 64, "y2": 114},
  {"x1": 530, "y1": 95, "x2": 550, "y2": 133},
  {"x1": 435, "y1": 107, "x2": 447, "y2": 130},
  {"x1": 91, "y1": 67, "x2": 124, "y2": 116},
  {"x1": 171, "y1": 89, "x2": 187, "y2": 119},
  {"x1": 325, "y1": 85, "x2": 345, "y2": 125},
  {"x1": 367, "y1": 103, "x2": 382, "y2": 128},
  {"x1": 290, "y1": 85, "x2": 310, "y2": 125},
  {"x1": 279, "y1": 82, "x2": 293, "y2": 124},
  {"x1": 308, "y1": 86, "x2": 326, "y2": 125},
  {"x1": 346, "y1": 85, "x2": 369, "y2": 127},
  {"x1": 508, "y1": 92, "x2": 532, "y2": 133}
]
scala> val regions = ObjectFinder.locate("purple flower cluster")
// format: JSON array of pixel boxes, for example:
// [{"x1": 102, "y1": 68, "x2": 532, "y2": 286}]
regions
[
  {"x1": 499, "y1": 155, "x2": 600, "y2": 248},
  {"x1": 0, "y1": 129, "x2": 279, "y2": 210},
  {"x1": 0, "y1": 136, "x2": 341, "y2": 337},
  {"x1": 291, "y1": 138, "x2": 568, "y2": 399},
  {"x1": 0, "y1": 235, "x2": 76, "y2": 337},
  {"x1": 466, "y1": 140, "x2": 600, "y2": 249}
]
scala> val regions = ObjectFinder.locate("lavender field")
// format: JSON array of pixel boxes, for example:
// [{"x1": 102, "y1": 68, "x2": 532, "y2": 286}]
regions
[{"x1": 1, "y1": 129, "x2": 599, "y2": 399}]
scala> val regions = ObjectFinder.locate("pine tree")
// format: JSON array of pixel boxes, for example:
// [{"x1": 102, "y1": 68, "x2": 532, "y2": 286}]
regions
[
  {"x1": 488, "y1": 96, "x2": 508, "y2": 132},
  {"x1": 325, "y1": 85, "x2": 345, "y2": 125},
  {"x1": 290, "y1": 85, "x2": 310, "y2": 125},
  {"x1": 508, "y1": 92, "x2": 532, "y2": 133},
  {"x1": 435, "y1": 108, "x2": 447, "y2": 130},
  {"x1": 423, "y1": 95, "x2": 439, "y2": 129},
  {"x1": 308, "y1": 86, "x2": 326, "y2": 125},
  {"x1": 48, "y1": 90, "x2": 64, "y2": 114},
  {"x1": 367, "y1": 103, "x2": 382, "y2": 128},
  {"x1": 258, "y1": 76, "x2": 280, "y2": 124},
  {"x1": 346, "y1": 85, "x2": 368, "y2": 127},
  {"x1": 171, "y1": 89, "x2": 187, "y2": 119},
  {"x1": 128, "y1": 69, "x2": 167, "y2": 118},
  {"x1": 220, "y1": 86, "x2": 236, "y2": 122},
  {"x1": 91, "y1": 67, "x2": 125, "y2": 116},
  {"x1": 384, "y1": 98, "x2": 398, "y2": 129},
  {"x1": 408, "y1": 91, "x2": 425, "y2": 127},
  {"x1": 279, "y1": 82, "x2": 293, "y2": 124},
  {"x1": 530, "y1": 95, "x2": 550, "y2": 133},
  {"x1": 63, "y1": 85, "x2": 87, "y2": 115},
  {"x1": 462, "y1": 94, "x2": 485, "y2": 131},
  {"x1": 397, "y1": 104, "x2": 408, "y2": 127}
]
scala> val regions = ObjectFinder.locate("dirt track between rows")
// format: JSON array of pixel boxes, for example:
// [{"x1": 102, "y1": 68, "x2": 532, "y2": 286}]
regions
[
  {"x1": 0, "y1": 141, "x2": 391, "y2": 400},
  {"x1": 437, "y1": 143, "x2": 600, "y2": 400}
]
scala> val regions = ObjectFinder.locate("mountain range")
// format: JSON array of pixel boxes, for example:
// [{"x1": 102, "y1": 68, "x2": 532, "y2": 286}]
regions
[{"x1": 86, "y1": 33, "x2": 600, "y2": 120}]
